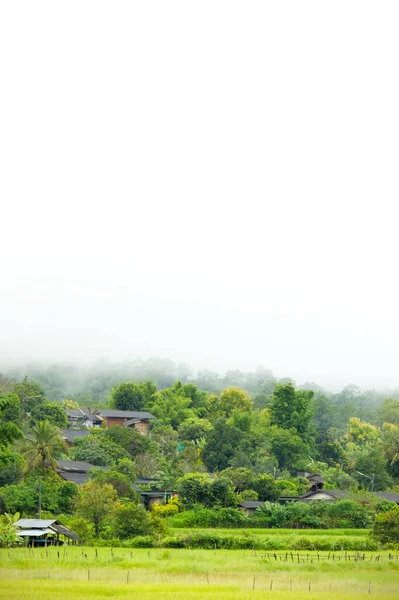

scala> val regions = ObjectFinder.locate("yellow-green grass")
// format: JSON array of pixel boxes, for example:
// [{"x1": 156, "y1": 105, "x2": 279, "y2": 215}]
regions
[
  {"x1": 170, "y1": 527, "x2": 373, "y2": 550},
  {"x1": 172, "y1": 527, "x2": 369, "y2": 537},
  {"x1": 1, "y1": 547, "x2": 398, "y2": 599}
]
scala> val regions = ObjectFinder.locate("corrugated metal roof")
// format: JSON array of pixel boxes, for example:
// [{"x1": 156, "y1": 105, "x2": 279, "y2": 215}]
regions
[
  {"x1": 14, "y1": 519, "x2": 56, "y2": 528},
  {"x1": 99, "y1": 410, "x2": 155, "y2": 419},
  {"x1": 17, "y1": 528, "x2": 54, "y2": 536},
  {"x1": 58, "y1": 460, "x2": 104, "y2": 472},
  {"x1": 58, "y1": 471, "x2": 90, "y2": 485},
  {"x1": 374, "y1": 492, "x2": 399, "y2": 503}
]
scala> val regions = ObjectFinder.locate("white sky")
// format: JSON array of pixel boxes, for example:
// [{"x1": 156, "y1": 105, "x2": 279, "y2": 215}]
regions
[{"x1": 1, "y1": 2, "x2": 399, "y2": 390}]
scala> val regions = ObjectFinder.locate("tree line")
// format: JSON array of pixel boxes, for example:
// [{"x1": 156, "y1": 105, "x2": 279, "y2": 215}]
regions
[{"x1": 0, "y1": 366, "x2": 399, "y2": 545}]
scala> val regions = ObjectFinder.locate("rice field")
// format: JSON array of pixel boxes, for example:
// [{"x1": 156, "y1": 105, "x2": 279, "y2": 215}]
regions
[{"x1": 1, "y1": 545, "x2": 398, "y2": 599}]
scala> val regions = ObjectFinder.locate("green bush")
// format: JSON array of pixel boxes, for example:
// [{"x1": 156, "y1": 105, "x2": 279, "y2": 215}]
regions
[
  {"x1": 162, "y1": 536, "x2": 185, "y2": 548},
  {"x1": 122, "y1": 536, "x2": 156, "y2": 548},
  {"x1": 168, "y1": 507, "x2": 245, "y2": 528}
]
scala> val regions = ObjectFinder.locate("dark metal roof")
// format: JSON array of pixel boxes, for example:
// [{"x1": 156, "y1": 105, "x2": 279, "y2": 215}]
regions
[
  {"x1": 61, "y1": 429, "x2": 91, "y2": 442},
  {"x1": 66, "y1": 410, "x2": 85, "y2": 418},
  {"x1": 238, "y1": 501, "x2": 264, "y2": 509},
  {"x1": 307, "y1": 475, "x2": 324, "y2": 483},
  {"x1": 374, "y1": 492, "x2": 399, "y2": 504},
  {"x1": 58, "y1": 471, "x2": 91, "y2": 485},
  {"x1": 99, "y1": 410, "x2": 155, "y2": 419},
  {"x1": 57, "y1": 460, "x2": 100, "y2": 472},
  {"x1": 138, "y1": 491, "x2": 175, "y2": 497},
  {"x1": 51, "y1": 523, "x2": 81, "y2": 541}
]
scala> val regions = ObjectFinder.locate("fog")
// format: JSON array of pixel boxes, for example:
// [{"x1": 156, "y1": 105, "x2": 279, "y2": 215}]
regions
[{"x1": 1, "y1": 2, "x2": 399, "y2": 391}]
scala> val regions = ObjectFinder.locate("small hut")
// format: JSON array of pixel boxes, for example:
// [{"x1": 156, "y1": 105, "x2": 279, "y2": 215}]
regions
[{"x1": 14, "y1": 519, "x2": 80, "y2": 546}]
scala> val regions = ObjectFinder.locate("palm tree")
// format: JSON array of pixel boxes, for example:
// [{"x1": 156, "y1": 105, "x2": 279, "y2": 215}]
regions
[
  {"x1": 20, "y1": 420, "x2": 68, "y2": 470},
  {"x1": 382, "y1": 424, "x2": 399, "y2": 466}
]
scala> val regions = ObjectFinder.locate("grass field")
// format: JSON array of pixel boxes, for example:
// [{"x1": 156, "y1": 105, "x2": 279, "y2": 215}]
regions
[
  {"x1": 1, "y1": 545, "x2": 398, "y2": 599},
  {"x1": 172, "y1": 528, "x2": 370, "y2": 536}
]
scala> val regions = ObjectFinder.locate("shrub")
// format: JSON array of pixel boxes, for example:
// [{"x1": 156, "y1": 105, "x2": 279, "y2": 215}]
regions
[
  {"x1": 162, "y1": 536, "x2": 185, "y2": 548},
  {"x1": 372, "y1": 506, "x2": 399, "y2": 545}
]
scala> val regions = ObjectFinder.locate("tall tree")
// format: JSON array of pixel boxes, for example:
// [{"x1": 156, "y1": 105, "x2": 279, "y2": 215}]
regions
[
  {"x1": 109, "y1": 381, "x2": 156, "y2": 411},
  {"x1": 0, "y1": 395, "x2": 23, "y2": 450},
  {"x1": 75, "y1": 481, "x2": 118, "y2": 537},
  {"x1": 269, "y1": 383, "x2": 314, "y2": 441},
  {"x1": 20, "y1": 421, "x2": 67, "y2": 470},
  {"x1": 220, "y1": 387, "x2": 253, "y2": 416}
]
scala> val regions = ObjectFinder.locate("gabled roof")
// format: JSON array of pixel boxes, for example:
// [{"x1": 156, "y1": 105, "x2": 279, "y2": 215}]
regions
[
  {"x1": 14, "y1": 519, "x2": 80, "y2": 541},
  {"x1": 99, "y1": 410, "x2": 155, "y2": 420},
  {"x1": 238, "y1": 501, "x2": 264, "y2": 509},
  {"x1": 14, "y1": 519, "x2": 57, "y2": 528},
  {"x1": 299, "y1": 489, "x2": 352, "y2": 502},
  {"x1": 66, "y1": 409, "x2": 85, "y2": 418}
]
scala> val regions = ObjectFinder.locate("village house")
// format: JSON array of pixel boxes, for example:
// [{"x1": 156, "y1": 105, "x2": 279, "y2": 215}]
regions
[
  {"x1": 65, "y1": 408, "x2": 155, "y2": 434},
  {"x1": 297, "y1": 473, "x2": 399, "y2": 504},
  {"x1": 237, "y1": 500, "x2": 264, "y2": 516}
]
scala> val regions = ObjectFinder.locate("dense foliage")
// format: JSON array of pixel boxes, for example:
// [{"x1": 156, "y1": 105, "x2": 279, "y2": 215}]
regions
[{"x1": 1, "y1": 360, "x2": 399, "y2": 546}]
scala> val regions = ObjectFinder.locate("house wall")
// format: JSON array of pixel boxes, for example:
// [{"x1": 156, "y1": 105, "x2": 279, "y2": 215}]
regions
[
  {"x1": 134, "y1": 421, "x2": 149, "y2": 434},
  {"x1": 103, "y1": 417, "x2": 126, "y2": 427}
]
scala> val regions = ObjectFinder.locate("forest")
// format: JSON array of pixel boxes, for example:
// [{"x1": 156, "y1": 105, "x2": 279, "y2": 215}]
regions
[{"x1": 1, "y1": 357, "x2": 399, "y2": 546}]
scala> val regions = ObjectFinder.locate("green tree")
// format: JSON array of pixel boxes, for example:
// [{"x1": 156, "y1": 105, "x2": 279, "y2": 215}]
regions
[
  {"x1": 376, "y1": 398, "x2": 399, "y2": 426},
  {"x1": 89, "y1": 468, "x2": 137, "y2": 500},
  {"x1": 0, "y1": 450, "x2": 25, "y2": 486},
  {"x1": 20, "y1": 421, "x2": 67, "y2": 470},
  {"x1": 220, "y1": 387, "x2": 253, "y2": 416},
  {"x1": 0, "y1": 471, "x2": 78, "y2": 514},
  {"x1": 111, "y1": 502, "x2": 160, "y2": 539},
  {"x1": 150, "y1": 388, "x2": 193, "y2": 429},
  {"x1": 0, "y1": 395, "x2": 23, "y2": 449},
  {"x1": 12, "y1": 377, "x2": 46, "y2": 415},
  {"x1": 71, "y1": 430, "x2": 130, "y2": 466},
  {"x1": 269, "y1": 384, "x2": 314, "y2": 441},
  {"x1": 75, "y1": 480, "x2": 118, "y2": 537},
  {"x1": 0, "y1": 513, "x2": 22, "y2": 548},
  {"x1": 105, "y1": 425, "x2": 155, "y2": 458},
  {"x1": 372, "y1": 505, "x2": 399, "y2": 544},
  {"x1": 252, "y1": 474, "x2": 279, "y2": 501},
  {"x1": 112, "y1": 458, "x2": 137, "y2": 481},
  {"x1": 109, "y1": 381, "x2": 156, "y2": 411},
  {"x1": 178, "y1": 417, "x2": 213, "y2": 443},
  {"x1": 202, "y1": 419, "x2": 243, "y2": 472},
  {"x1": 30, "y1": 402, "x2": 67, "y2": 428},
  {"x1": 382, "y1": 423, "x2": 399, "y2": 470},
  {"x1": 268, "y1": 426, "x2": 310, "y2": 470}
]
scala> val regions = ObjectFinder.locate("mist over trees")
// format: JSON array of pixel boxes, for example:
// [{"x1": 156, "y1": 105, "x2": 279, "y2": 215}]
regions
[{"x1": 1, "y1": 356, "x2": 399, "y2": 541}]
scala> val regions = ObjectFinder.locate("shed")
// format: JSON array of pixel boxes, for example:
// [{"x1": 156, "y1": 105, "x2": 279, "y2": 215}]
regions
[
  {"x1": 14, "y1": 519, "x2": 80, "y2": 546},
  {"x1": 238, "y1": 501, "x2": 264, "y2": 516}
]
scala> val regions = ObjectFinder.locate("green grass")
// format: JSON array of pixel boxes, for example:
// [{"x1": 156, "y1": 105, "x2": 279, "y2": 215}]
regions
[
  {"x1": 1, "y1": 546, "x2": 398, "y2": 599},
  {"x1": 172, "y1": 528, "x2": 369, "y2": 537},
  {"x1": 170, "y1": 527, "x2": 375, "y2": 550}
]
